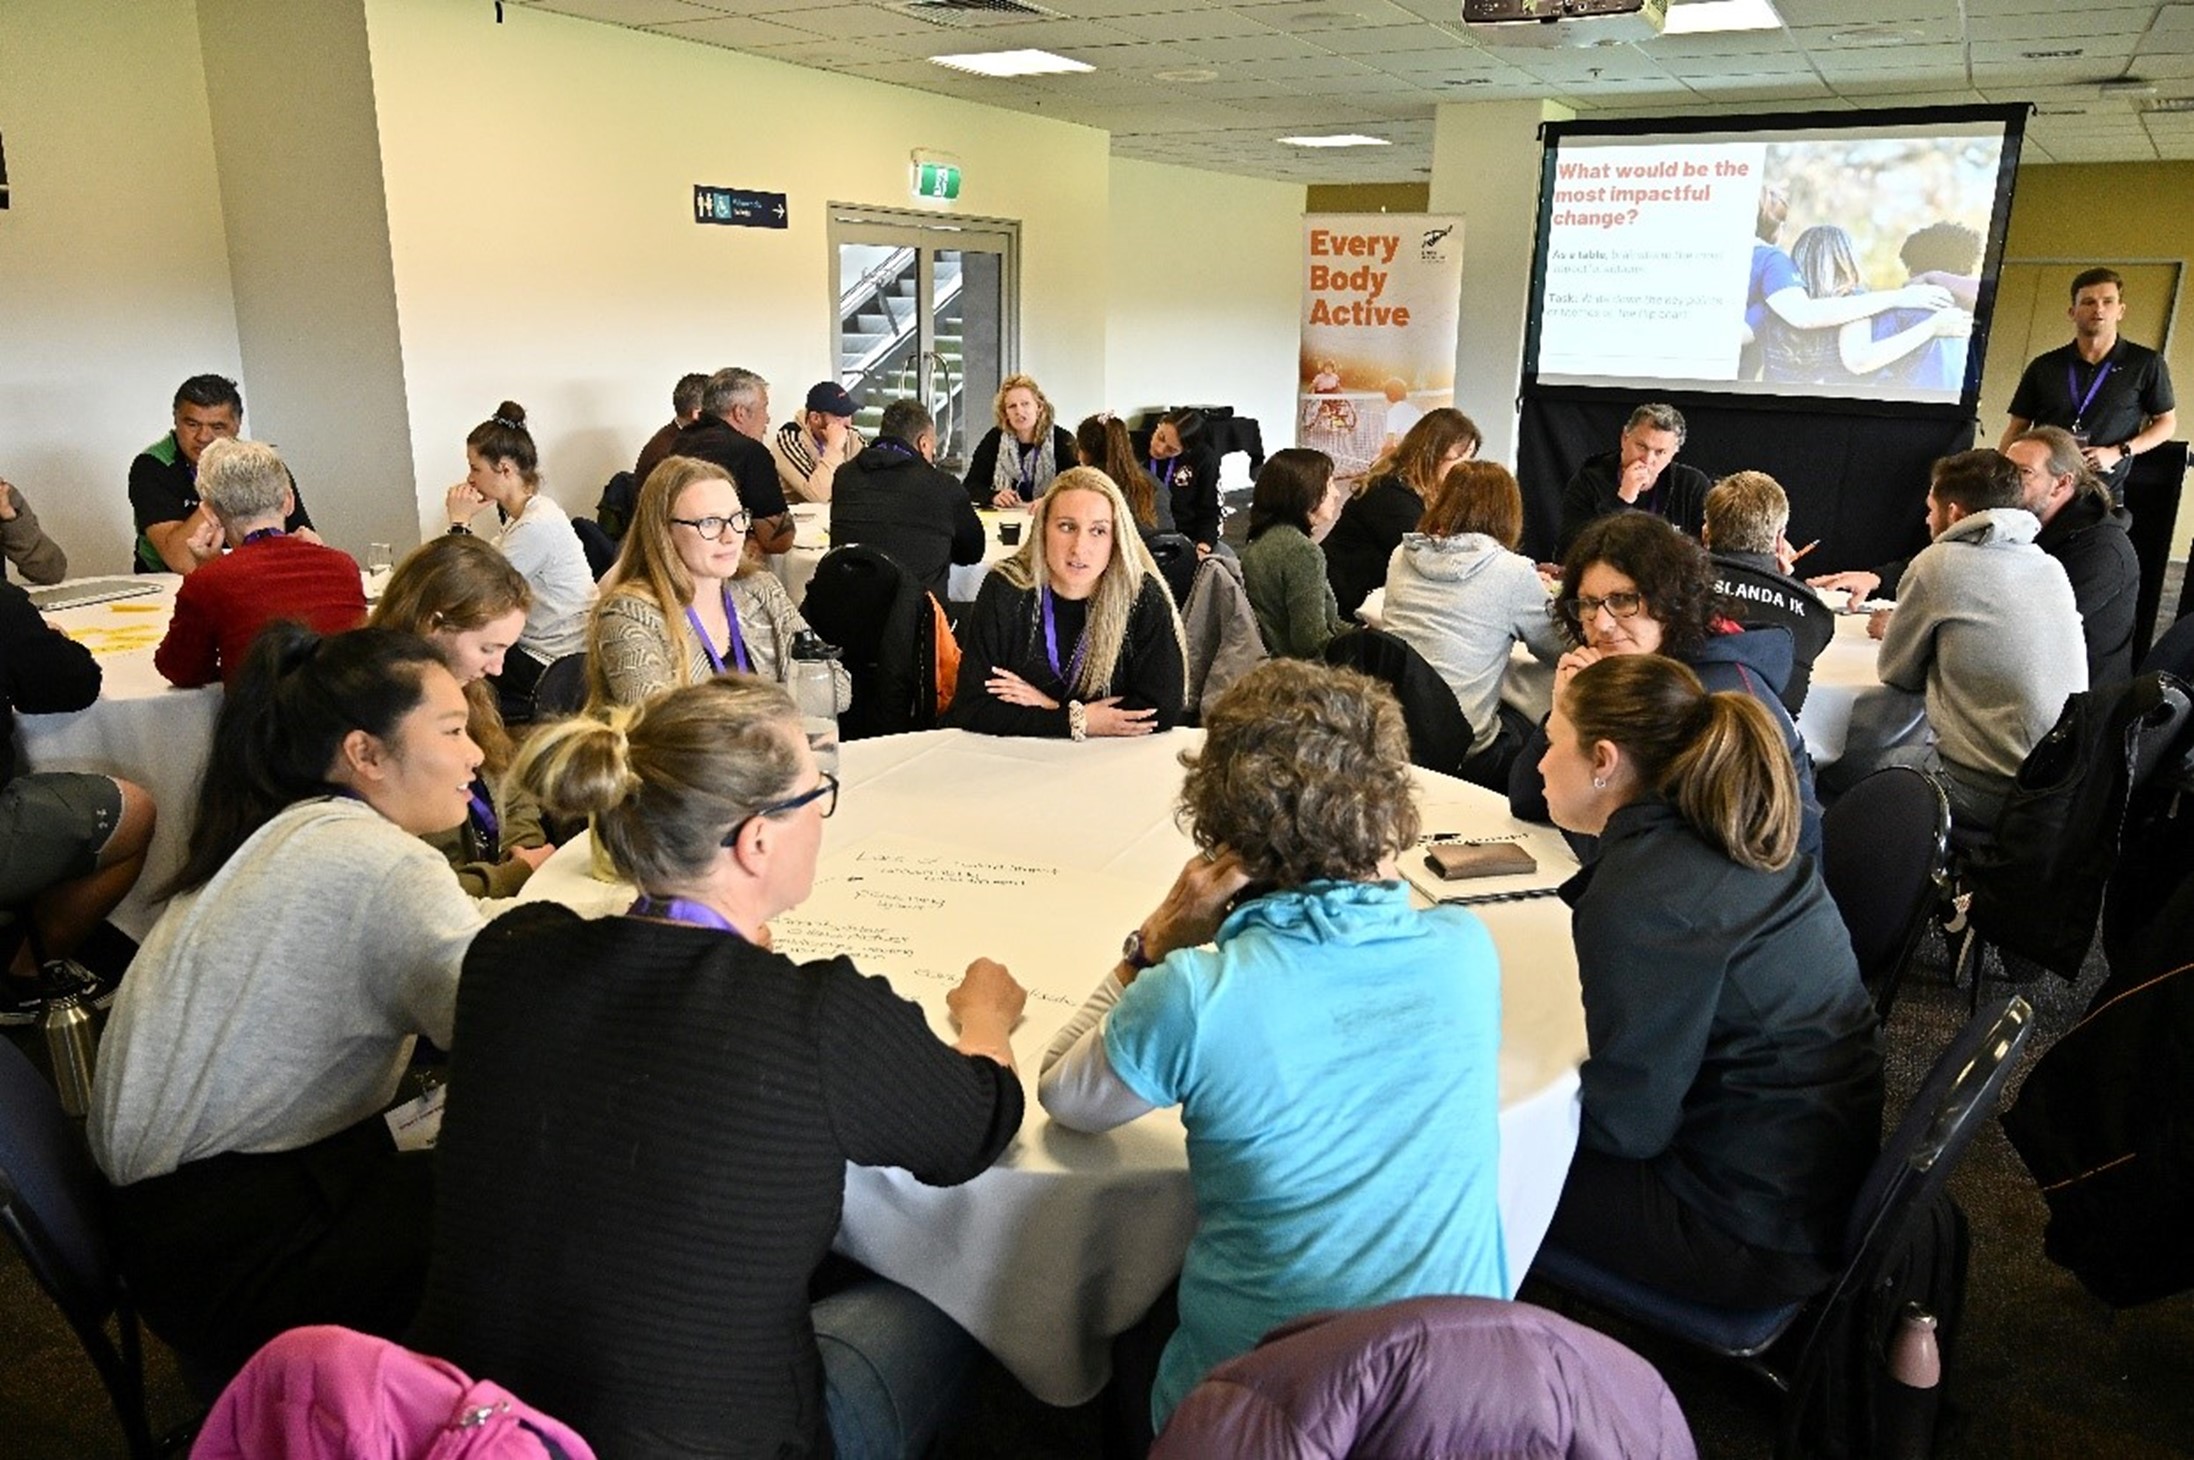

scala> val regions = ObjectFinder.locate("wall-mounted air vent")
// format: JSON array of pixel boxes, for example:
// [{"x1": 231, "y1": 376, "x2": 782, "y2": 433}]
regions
[{"x1": 887, "y1": 0, "x2": 1063, "y2": 25}]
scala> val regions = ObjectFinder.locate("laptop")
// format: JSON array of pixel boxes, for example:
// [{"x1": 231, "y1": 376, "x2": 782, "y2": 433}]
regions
[{"x1": 27, "y1": 578, "x2": 162, "y2": 613}]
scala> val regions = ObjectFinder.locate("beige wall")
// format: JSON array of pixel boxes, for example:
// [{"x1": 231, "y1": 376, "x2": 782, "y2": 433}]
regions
[
  {"x1": 1991, "y1": 162, "x2": 2194, "y2": 549},
  {"x1": 363, "y1": 0, "x2": 1114, "y2": 533},
  {"x1": 198, "y1": 0, "x2": 417, "y2": 557},
  {"x1": 0, "y1": 0, "x2": 241, "y2": 574},
  {"x1": 1105, "y1": 158, "x2": 1303, "y2": 484}
]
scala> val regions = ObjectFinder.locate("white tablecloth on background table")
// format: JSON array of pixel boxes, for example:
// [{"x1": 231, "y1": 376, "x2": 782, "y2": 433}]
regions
[
  {"x1": 772, "y1": 503, "x2": 1024, "y2": 609},
  {"x1": 1794, "y1": 606, "x2": 1926, "y2": 770},
  {"x1": 17, "y1": 576, "x2": 216, "y2": 939},
  {"x1": 522, "y1": 727, "x2": 1588, "y2": 1405}
]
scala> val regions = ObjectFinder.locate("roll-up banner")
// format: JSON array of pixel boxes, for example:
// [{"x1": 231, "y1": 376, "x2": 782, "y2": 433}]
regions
[{"x1": 1298, "y1": 213, "x2": 1466, "y2": 480}]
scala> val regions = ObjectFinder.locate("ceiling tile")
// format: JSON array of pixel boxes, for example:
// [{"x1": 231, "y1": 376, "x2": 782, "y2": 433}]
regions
[{"x1": 522, "y1": 0, "x2": 729, "y2": 25}]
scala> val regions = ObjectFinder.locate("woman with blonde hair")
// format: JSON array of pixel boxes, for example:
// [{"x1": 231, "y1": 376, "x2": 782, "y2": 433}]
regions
[
  {"x1": 413, "y1": 675, "x2": 1028, "y2": 1459},
  {"x1": 963, "y1": 373, "x2": 1077, "y2": 508},
  {"x1": 1536, "y1": 653, "x2": 1878, "y2": 1308},
  {"x1": 442, "y1": 402, "x2": 597, "y2": 714},
  {"x1": 1322, "y1": 407, "x2": 1481, "y2": 617},
  {"x1": 1381, "y1": 459, "x2": 1566, "y2": 790},
  {"x1": 1041, "y1": 659, "x2": 1506, "y2": 1435},
  {"x1": 370, "y1": 534, "x2": 553, "y2": 896},
  {"x1": 948, "y1": 466, "x2": 1187, "y2": 739},
  {"x1": 588, "y1": 455, "x2": 849, "y2": 712}
]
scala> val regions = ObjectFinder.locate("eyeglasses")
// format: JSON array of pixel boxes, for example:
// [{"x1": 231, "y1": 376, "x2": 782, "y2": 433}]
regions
[
  {"x1": 722, "y1": 772, "x2": 838, "y2": 846},
  {"x1": 670, "y1": 510, "x2": 753, "y2": 541},
  {"x1": 1562, "y1": 591, "x2": 1646, "y2": 621}
]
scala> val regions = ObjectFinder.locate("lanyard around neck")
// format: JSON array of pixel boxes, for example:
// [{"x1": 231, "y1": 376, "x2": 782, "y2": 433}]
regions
[
  {"x1": 1040, "y1": 587, "x2": 1090, "y2": 690},
  {"x1": 684, "y1": 583, "x2": 752, "y2": 675},
  {"x1": 2068, "y1": 353, "x2": 2116, "y2": 427},
  {"x1": 628, "y1": 894, "x2": 744, "y2": 939}
]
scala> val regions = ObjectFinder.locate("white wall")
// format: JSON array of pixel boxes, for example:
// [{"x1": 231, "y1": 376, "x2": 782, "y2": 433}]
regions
[
  {"x1": 0, "y1": 0, "x2": 241, "y2": 575},
  {"x1": 363, "y1": 0, "x2": 1113, "y2": 534},
  {"x1": 1104, "y1": 158, "x2": 1303, "y2": 486}
]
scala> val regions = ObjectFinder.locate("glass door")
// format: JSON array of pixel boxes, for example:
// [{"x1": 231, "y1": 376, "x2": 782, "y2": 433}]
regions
[{"x1": 830, "y1": 207, "x2": 1017, "y2": 477}]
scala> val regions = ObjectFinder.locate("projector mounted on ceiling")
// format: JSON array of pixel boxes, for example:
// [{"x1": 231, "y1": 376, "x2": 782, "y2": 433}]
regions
[{"x1": 1460, "y1": 0, "x2": 1667, "y2": 48}]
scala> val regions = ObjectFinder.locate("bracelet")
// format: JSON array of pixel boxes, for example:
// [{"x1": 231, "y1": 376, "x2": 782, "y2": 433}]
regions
[{"x1": 1067, "y1": 700, "x2": 1088, "y2": 742}]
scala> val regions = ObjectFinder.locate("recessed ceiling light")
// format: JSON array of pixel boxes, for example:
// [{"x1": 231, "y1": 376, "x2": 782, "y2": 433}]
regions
[
  {"x1": 1153, "y1": 66, "x2": 1219, "y2": 83},
  {"x1": 929, "y1": 49, "x2": 1093, "y2": 77},
  {"x1": 1279, "y1": 133, "x2": 1392, "y2": 147},
  {"x1": 1662, "y1": 0, "x2": 1781, "y2": 36}
]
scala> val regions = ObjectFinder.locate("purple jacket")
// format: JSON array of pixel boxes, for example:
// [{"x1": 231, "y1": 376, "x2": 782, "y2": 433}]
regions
[
  {"x1": 1151, "y1": 1297, "x2": 1696, "y2": 1460},
  {"x1": 191, "y1": 1326, "x2": 596, "y2": 1460}
]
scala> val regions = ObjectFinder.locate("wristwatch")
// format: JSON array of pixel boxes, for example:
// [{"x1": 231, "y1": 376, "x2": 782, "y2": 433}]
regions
[
  {"x1": 2119, "y1": 442, "x2": 2139, "y2": 462},
  {"x1": 1122, "y1": 928, "x2": 1157, "y2": 971}
]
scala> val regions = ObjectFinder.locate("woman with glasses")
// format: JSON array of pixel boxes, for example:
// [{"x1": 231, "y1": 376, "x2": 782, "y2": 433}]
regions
[
  {"x1": 1535, "y1": 653, "x2": 1878, "y2": 1308},
  {"x1": 412, "y1": 675, "x2": 1028, "y2": 1460},
  {"x1": 1510, "y1": 511, "x2": 1822, "y2": 857},
  {"x1": 589, "y1": 456, "x2": 850, "y2": 711},
  {"x1": 442, "y1": 402, "x2": 597, "y2": 714}
]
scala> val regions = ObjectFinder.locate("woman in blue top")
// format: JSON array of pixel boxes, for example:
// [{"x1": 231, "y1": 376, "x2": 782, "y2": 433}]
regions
[{"x1": 1040, "y1": 659, "x2": 1508, "y2": 1433}]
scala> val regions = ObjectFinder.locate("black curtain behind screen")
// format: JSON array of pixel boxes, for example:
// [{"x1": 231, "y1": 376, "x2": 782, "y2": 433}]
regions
[{"x1": 1515, "y1": 394, "x2": 1977, "y2": 574}]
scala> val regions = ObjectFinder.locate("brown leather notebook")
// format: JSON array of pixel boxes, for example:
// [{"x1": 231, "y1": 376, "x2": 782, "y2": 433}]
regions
[{"x1": 1423, "y1": 842, "x2": 1538, "y2": 882}]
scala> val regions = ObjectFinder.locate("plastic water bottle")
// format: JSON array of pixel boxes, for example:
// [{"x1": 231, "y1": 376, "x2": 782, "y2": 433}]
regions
[
  {"x1": 40, "y1": 989, "x2": 97, "y2": 1119},
  {"x1": 789, "y1": 630, "x2": 841, "y2": 774}
]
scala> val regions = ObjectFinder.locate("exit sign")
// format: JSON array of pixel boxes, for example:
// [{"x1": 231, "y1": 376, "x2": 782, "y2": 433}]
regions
[{"x1": 913, "y1": 162, "x2": 961, "y2": 201}]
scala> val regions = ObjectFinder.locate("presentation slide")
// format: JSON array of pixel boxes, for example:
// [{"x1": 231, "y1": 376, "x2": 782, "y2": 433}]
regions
[{"x1": 1528, "y1": 113, "x2": 2020, "y2": 407}]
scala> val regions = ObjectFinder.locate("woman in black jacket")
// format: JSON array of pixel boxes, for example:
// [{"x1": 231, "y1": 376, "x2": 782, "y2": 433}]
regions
[
  {"x1": 964, "y1": 374, "x2": 1077, "y2": 508},
  {"x1": 1536, "y1": 652, "x2": 1880, "y2": 1307},
  {"x1": 1321, "y1": 407, "x2": 1480, "y2": 616}
]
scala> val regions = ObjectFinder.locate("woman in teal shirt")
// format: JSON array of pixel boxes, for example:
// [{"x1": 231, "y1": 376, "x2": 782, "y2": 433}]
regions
[{"x1": 1039, "y1": 659, "x2": 1507, "y2": 1432}]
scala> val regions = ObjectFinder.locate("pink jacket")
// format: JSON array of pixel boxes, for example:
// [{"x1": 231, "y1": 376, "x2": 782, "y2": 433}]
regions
[
  {"x1": 1151, "y1": 1297, "x2": 1697, "y2": 1460},
  {"x1": 191, "y1": 1326, "x2": 596, "y2": 1460}
]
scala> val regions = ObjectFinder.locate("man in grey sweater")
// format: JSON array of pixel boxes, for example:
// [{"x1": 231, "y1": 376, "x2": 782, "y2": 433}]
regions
[{"x1": 1871, "y1": 448, "x2": 2087, "y2": 835}]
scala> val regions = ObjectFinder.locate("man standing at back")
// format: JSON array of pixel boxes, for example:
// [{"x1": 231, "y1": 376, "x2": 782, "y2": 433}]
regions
[
  {"x1": 832, "y1": 399, "x2": 985, "y2": 602},
  {"x1": 1557, "y1": 403, "x2": 1711, "y2": 557},
  {"x1": 2002, "y1": 268, "x2": 2176, "y2": 504},
  {"x1": 671, "y1": 368, "x2": 794, "y2": 556},
  {"x1": 1871, "y1": 449, "x2": 2087, "y2": 836},
  {"x1": 131, "y1": 374, "x2": 317, "y2": 574}
]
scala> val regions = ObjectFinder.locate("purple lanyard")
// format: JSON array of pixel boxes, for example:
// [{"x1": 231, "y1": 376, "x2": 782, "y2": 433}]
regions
[
  {"x1": 1039, "y1": 588, "x2": 1090, "y2": 690},
  {"x1": 628, "y1": 895, "x2": 744, "y2": 940},
  {"x1": 242, "y1": 527, "x2": 284, "y2": 545},
  {"x1": 684, "y1": 585, "x2": 752, "y2": 675},
  {"x1": 2067, "y1": 356, "x2": 2115, "y2": 428},
  {"x1": 1151, "y1": 457, "x2": 1177, "y2": 489},
  {"x1": 465, "y1": 777, "x2": 500, "y2": 859}
]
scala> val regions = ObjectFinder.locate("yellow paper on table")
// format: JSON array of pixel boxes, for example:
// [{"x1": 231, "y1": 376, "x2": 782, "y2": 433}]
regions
[{"x1": 62, "y1": 625, "x2": 164, "y2": 656}]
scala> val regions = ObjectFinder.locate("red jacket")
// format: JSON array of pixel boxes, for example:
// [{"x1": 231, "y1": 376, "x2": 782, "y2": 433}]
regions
[{"x1": 155, "y1": 533, "x2": 366, "y2": 687}]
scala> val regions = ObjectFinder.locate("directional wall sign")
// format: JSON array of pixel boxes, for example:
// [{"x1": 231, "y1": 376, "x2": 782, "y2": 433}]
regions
[{"x1": 694, "y1": 185, "x2": 786, "y2": 229}]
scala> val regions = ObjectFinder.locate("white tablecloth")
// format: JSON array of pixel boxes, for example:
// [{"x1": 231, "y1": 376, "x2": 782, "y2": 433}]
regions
[
  {"x1": 522, "y1": 727, "x2": 1587, "y2": 1405},
  {"x1": 1794, "y1": 606, "x2": 1927, "y2": 770},
  {"x1": 772, "y1": 502, "x2": 1023, "y2": 610},
  {"x1": 16, "y1": 576, "x2": 217, "y2": 939}
]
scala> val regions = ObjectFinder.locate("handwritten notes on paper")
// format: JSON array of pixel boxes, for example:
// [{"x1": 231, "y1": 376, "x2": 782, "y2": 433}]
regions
[{"x1": 767, "y1": 834, "x2": 1162, "y2": 1050}]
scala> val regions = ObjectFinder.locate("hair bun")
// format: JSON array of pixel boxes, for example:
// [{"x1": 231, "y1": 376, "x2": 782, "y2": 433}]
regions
[{"x1": 493, "y1": 401, "x2": 527, "y2": 428}]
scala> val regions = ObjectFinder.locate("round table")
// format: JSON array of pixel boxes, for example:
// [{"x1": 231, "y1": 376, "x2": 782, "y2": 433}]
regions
[
  {"x1": 17, "y1": 576, "x2": 217, "y2": 939},
  {"x1": 1794, "y1": 604, "x2": 1927, "y2": 770},
  {"x1": 521, "y1": 726, "x2": 1588, "y2": 1406},
  {"x1": 771, "y1": 502, "x2": 1024, "y2": 608}
]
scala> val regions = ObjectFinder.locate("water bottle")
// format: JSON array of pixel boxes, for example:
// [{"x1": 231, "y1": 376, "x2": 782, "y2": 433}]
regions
[
  {"x1": 789, "y1": 630, "x2": 841, "y2": 774},
  {"x1": 40, "y1": 989, "x2": 97, "y2": 1119},
  {"x1": 1880, "y1": 1302, "x2": 1942, "y2": 1459}
]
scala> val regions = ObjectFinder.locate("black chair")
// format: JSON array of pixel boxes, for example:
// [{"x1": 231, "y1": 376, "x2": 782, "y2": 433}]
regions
[
  {"x1": 0, "y1": 1039, "x2": 194, "y2": 1456},
  {"x1": 2140, "y1": 611, "x2": 2194, "y2": 682},
  {"x1": 1531, "y1": 995, "x2": 2034, "y2": 1460},
  {"x1": 571, "y1": 516, "x2": 619, "y2": 581},
  {"x1": 1821, "y1": 766, "x2": 1951, "y2": 1020},
  {"x1": 801, "y1": 546, "x2": 940, "y2": 741},
  {"x1": 1322, "y1": 628, "x2": 1475, "y2": 778},
  {"x1": 527, "y1": 652, "x2": 590, "y2": 721},
  {"x1": 1142, "y1": 533, "x2": 1198, "y2": 608}
]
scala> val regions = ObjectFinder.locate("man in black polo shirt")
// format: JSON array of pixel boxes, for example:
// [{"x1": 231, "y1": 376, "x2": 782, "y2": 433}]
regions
[
  {"x1": 670, "y1": 367, "x2": 794, "y2": 556},
  {"x1": 2002, "y1": 268, "x2": 2176, "y2": 504},
  {"x1": 1556, "y1": 402, "x2": 1711, "y2": 558},
  {"x1": 129, "y1": 374, "x2": 317, "y2": 574}
]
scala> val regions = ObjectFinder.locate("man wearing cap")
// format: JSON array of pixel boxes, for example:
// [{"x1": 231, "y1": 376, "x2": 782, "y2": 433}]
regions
[{"x1": 770, "y1": 381, "x2": 865, "y2": 504}]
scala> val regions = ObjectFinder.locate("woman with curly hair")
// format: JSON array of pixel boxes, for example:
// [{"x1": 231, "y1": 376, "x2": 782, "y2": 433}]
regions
[
  {"x1": 963, "y1": 373, "x2": 1077, "y2": 508},
  {"x1": 947, "y1": 467, "x2": 1186, "y2": 739},
  {"x1": 1320, "y1": 407, "x2": 1481, "y2": 617},
  {"x1": 1509, "y1": 511, "x2": 1821, "y2": 856},
  {"x1": 1040, "y1": 659, "x2": 1507, "y2": 1434}
]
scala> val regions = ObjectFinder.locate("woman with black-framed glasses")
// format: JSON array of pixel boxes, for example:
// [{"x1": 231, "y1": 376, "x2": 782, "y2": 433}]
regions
[
  {"x1": 1508, "y1": 511, "x2": 1822, "y2": 858},
  {"x1": 588, "y1": 455, "x2": 850, "y2": 711},
  {"x1": 415, "y1": 675, "x2": 1026, "y2": 1460}
]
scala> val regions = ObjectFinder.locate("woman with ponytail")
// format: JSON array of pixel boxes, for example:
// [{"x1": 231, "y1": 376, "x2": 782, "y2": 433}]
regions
[
  {"x1": 89, "y1": 624, "x2": 492, "y2": 1390},
  {"x1": 413, "y1": 677, "x2": 1027, "y2": 1460},
  {"x1": 1536, "y1": 653, "x2": 1880, "y2": 1308},
  {"x1": 1075, "y1": 412, "x2": 1174, "y2": 534},
  {"x1": 443, "y1": 401, "x2": 597, "y2": 713}
]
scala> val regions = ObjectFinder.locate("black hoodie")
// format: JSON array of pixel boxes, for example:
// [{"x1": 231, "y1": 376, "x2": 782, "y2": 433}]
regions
[{"x1": 832, "y1": 439, "x2": 986, "y2": 601}]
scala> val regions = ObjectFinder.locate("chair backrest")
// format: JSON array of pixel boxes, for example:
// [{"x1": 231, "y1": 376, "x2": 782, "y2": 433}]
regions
[
  {"x1": 1151, "y1": 1296, "x2": 1696, "y2": 1459},
  {"x1": 2138, "y1": 613, "x2": 2194, "y2": 683},
  {"x1": 800, "y1": 546, "x2": 935, "y2": 741},
  {"x1": 1143, "y1": 532, "x2": 1198, "y2": 607},
  {"x1": 528, "y1": 653, "x2": 590, "y2": 721},
  {"x1": 1322, "y1": 627, "x2": 1474, "y2": 777},
  {"x1": 1820, "y1": 766, "x2": 1950, "y2": 1018},
  {"x1": 593, "y1": 471, "x2": 639, "y2": 541},
  {"x1": 570, "y1": 517, "x2": 620, "y2": 581},
  {"x1": 0, "y1": 1036, "x2": 119, "y2": 1329}
]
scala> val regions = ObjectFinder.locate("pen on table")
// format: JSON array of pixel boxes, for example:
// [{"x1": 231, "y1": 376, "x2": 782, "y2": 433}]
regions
[
  {"x1": 1437, "y1": 885, "x2": 1565, "y2": 908},
  {"x1": 1789, "y1": 539, "x2": 1821, "y2": 565}
]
